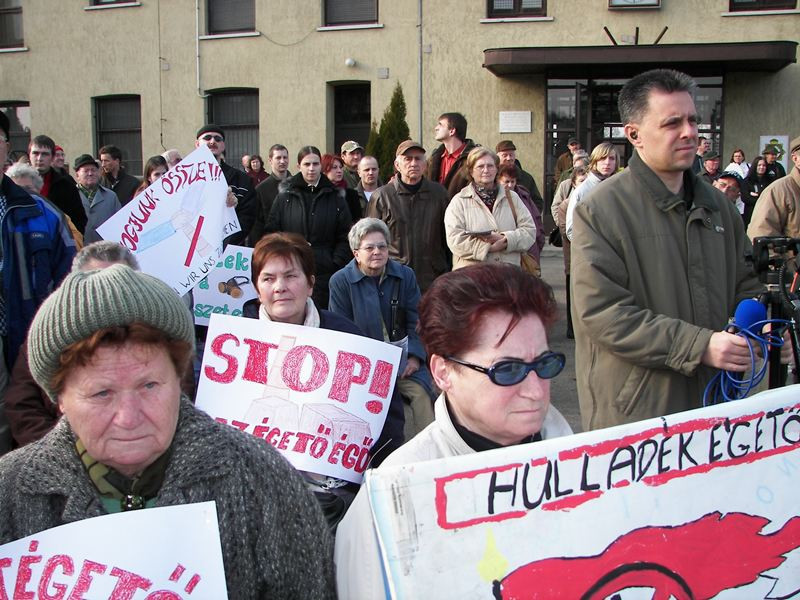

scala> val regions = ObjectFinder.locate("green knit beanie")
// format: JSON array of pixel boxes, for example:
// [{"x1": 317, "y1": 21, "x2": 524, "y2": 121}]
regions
[{"x1": 28, "y1": 264, "x2": 195, "y2": 401}]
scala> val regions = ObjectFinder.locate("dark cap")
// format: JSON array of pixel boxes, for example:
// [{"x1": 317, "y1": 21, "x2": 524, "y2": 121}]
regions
[
  {"x1": 790, "y1": 136, "x2": 800, "y2": 154},
  {"x1": 762, "y1": 144, "x2": 778, "y2": 155},
  {"x1": 73, "y1": 154, "x2": 99, "y2": 171},
  {"x1": 196, "y1": 124, "x2": 225, "y2": 140},
  {"x1": 0, "y1": 110, "x2": 9, "y2": 140},
  {"x1": 716, "y1": 171, "x2": 742, "y2": 185},
  {"x1": 396, "y1": 140, "x2": 426, "y2": 157},
  {"x1": 495, "y1": 140, "x2": 516, "y2": 153},
  {"x1": 567, "y1": 137, "x2": 579, "y2": 146},
  {"x1": 702, "y1": 151, "x2": 720, "y2": 161},
  {"x1": 341, "y1": 140, "x2": 364, "y2": 154}
]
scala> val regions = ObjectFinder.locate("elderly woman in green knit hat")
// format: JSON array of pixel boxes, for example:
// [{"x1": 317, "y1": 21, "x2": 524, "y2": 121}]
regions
[{"x1": 0, "y1": 265, "x2": 335, "y2": 599}]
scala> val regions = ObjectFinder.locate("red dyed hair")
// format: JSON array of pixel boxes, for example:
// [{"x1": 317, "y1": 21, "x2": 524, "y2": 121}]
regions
[{"x1": 321, "y1": 153, "x2": 343, "y2": 175}]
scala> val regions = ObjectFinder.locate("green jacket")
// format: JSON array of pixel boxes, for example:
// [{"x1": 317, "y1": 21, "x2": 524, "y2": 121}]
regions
[{"x1": 570, "y1": 152, "x2": 763, "y2": 431}]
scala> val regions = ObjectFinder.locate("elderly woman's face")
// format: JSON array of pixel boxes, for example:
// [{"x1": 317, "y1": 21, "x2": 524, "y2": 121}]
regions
[
  {"x1": 256, "y1": 254, "x2": 314, "y2": 325},
  {"x1": 472, "y1": 155, "x2": 498, "y2": 187},
  {"x1": 437, "y1": 310, "x2": 551, "y2": 446},
  {"x1": 58, "y1": 342, "x2": 181, "y2": 477},
  {"x1": 354, "y1": 231, "x2": 389, "y2": 276}
]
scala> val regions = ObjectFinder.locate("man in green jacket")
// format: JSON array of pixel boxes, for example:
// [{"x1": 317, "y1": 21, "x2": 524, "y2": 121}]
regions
[{"x1": 570, "y1": 69, "x2": 764, "y2": 431}]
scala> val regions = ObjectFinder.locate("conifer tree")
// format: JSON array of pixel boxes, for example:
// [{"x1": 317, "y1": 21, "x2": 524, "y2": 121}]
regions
[{"x1": 369, "y1": 83, "x2": 411, "y2": 182}]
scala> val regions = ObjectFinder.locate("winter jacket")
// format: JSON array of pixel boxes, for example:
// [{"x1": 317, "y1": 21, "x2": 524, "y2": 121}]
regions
[
  {"x1": 514, "y1": 160, "x2": 544, "y2": 214},
  {"x1": 444, "y1": 183, "x2": 535, "y2": 269},
  {"x1": 0, "y1": 399, "x2": 336, "y2": 599},
  {"x1": 565, "y1": 171, "x2": 606, "y2": 241},
  {"x1": 747, "y1": 167, "x2": 800, "y2": 240},
  {"x1": 1, "y1": 176, "x2": 76, "y2": 369},
  {"x1": 514, "y1": 184, "x2": 545, "y2": 262},
  {"x1": 77, "y1": 184, "x2": 121, "y2": 244},
  {"x1": 427, "y1": 139, "x2": 478, "y2": 197},
  {"x1": 328, "y1": 258, "x2": 434, "y2": 399},
  {"x1": 366, "y1": 177, "x2": 450, "y2": 292},
  {"x1": 265, "y1": 173, "x2": 352, "y2": 309},
  {"x1": 220, "y1": 160, "x2": 256, "y2": 246},
  {"x1": 100, "y1": 168, "x2": 140, "y2": 206},
  {"x1": 41, "y1": 169, "x2": 87, "y2": 234},
  {"x1": 251, "y1": 172, "x2": 288, "y2": 243},
  {"x1": 335, "y1": 395, "x2": 572, "y2": 599},
  {"x1": 570, "y1": 151, "x2": 764, "y2": 431}
]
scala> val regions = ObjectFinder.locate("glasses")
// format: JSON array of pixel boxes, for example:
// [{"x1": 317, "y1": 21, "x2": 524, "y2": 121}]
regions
[
  {"x1": 358, "y1": 243, "x2": 388, "y2": 252},
  {"x1": 201, "y1": 134, "x2": 224, "y2": 142},
  {"x1": 445, "y1": 351, "x2": 565, "y2": 386}
]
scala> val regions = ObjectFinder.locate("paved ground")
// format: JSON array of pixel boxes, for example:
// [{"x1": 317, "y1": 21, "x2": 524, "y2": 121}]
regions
[{"x1": 539, "y1": 244, "x2": 582, "y2": 433}]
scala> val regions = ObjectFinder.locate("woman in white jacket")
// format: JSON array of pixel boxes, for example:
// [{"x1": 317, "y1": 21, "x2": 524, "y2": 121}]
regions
[
  {"x1": 565, "y1": 142, "x2": 620, "y2": 241},
  {"x1": 444, "y1": 147, "x2": 535, "y2": 269}
]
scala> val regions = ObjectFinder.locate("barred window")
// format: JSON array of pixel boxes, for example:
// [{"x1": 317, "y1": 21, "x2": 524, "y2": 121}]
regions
[{"x1": 95, "y1": 95, "x2": 143, "y2": 176}]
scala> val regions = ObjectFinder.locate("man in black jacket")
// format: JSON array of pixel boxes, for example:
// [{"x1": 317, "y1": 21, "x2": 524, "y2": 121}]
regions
[
  {"x1": 251, "y1": 143, "x2": 291, "y2": 242},
  {"x1": 195, "y1": 124, "x2": 256, "y2": 246},
  {"x1": 426, "y1": 112, "x2": 477, "y2": 197},
  {"x1": 28, "y1": 135, "x2": 87, "y2": 233},
  {"x1": 99, "y1": 144, "x2": 140, "y2": 206}
]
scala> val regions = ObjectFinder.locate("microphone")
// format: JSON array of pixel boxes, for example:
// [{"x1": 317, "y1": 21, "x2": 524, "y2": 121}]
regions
[{"x1": 732, "y1": 299, "x2": 767, "y2": 336}]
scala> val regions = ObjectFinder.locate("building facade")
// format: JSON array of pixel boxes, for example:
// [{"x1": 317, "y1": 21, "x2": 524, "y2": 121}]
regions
[{"x1": 1, "y1": 0, "x2": 797, "y2": 200}]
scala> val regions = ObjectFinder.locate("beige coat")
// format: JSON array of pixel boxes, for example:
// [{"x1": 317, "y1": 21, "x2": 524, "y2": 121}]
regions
[
  {"x1": 747, "y1": 166, "x2": 800, "y2": 240},
  {"x1": 444, "y1": 183, "x2": 535, "y2": 269}
]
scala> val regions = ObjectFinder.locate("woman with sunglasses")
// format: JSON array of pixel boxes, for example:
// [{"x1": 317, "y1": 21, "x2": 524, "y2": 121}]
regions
[{"x1": 335, "y1": 262, "x2": 572, "y2": 597}]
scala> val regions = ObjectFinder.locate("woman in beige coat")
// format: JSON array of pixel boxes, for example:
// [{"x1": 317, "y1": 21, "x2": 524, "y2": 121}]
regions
[{"x1": 444, "y1": 147, "x2": 535, "y2": 269}]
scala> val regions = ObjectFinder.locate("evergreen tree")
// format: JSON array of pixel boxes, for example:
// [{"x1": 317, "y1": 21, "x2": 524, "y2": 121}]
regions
[
  {"x1": 370, "y1": 83, "x2": 411, "y2": 182},
  {"x1": 365, "y1": 120, "x2": 382, "y2": 175}
]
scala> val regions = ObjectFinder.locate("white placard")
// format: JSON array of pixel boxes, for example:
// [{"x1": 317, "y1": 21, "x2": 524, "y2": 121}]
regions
[
  {"x1": 0, "y1": 502, "x2": 227, "y2": 598},
  {"x1": 499, "y1": 111, "x2": 532, "y2": 133},
  {"x1": 192, "y1": 245, "x2": 256, "y2": 325},
  {"x1": 196, "y1": 314, "x2": 402, "y2": 483},
  {"x1": 97, "y1": 145, "x2": 240, "y2": 296}
]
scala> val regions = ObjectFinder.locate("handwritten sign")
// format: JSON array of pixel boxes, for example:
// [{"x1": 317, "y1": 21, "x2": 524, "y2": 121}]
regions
[
  {"x1": 192, "y1": 245, "x2": 256, "y2": 325},
  {"x1": 0, "y1": 502, "x2": 227, "y2": 599},
  {"x1": 366, "y1": 385, "x2": 800, "y2": 599},
  {"x1": 196, "y1": 314, "x2": 402, "y2": 483},
  {"x1": 97, "y1": 145, "x2": 240, "y2": 296}
]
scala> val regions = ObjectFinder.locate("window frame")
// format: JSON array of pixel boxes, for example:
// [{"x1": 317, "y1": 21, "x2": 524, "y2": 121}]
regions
[
  {"x1": 324, "y1": 0, "x2": 379, "y2": 26},
  {"x1": 486, "y1": 0, "x2": 547, "y2": 18},
  {"x1": 207, "y1": 0, "x2": 255, "y2": 35},
  {"x1": 94, "y1": 95, "x2": 143, "y2": 177},
  {"x1": 0, "y1": 0, "x2": 23, "y2": 49},
  {"x1": 729, "y1": 0, "x2": 796, "y2": 9},
  {"x1": 206, "y1": 88, "x2": 259, "y2": 166}
]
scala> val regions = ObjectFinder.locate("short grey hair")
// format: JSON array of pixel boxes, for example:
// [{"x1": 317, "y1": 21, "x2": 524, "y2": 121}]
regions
[
  {"x1": 348, "y1": 218, "x2": 391, "y2": 252},
  {"x1": 618, "y1": 69, "x2": 696, "y2": 125},
  {"x1": 72, "y1": 241, "x2": 140, "y2": 272},
  {"x1": 6, "y1": 163, "x2": 43, "y2": 193}
]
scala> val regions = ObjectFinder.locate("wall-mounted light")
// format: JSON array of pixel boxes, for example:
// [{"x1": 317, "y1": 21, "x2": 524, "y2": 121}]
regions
[{"x1": 344, "y1": 57, "x2": 356, "y2": 68}]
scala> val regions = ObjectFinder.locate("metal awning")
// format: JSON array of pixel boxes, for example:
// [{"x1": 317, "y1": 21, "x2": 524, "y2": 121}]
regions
[{"x1": 483, "y1": 41, "x2": 797, "y2": 78}]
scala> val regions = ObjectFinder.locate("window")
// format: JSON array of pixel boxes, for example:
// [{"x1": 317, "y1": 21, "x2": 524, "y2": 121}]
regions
[
  {"x1": 487, "y1": 0, "x2": 546, "y2": 18},
  {"x1": 94, "y1": 95, "x2": 142, "y2": 176},
  {"x1": 0, "y1": 0, "x2": 23, "y2": 49},
  {"x1": 0, "y1": 102, "x2": 30, "y2": 158},
  {"x1": 332, "y1": 83, "x2": 370, "y2": 153},
  {"x1": 208, "y1": 0, "x2": 255, "y2": 34},
  {"x1": 325, "y1": 0, "x2": 378, "y2": 26},
  {"x1": 207, "y1": 89, "x2": 259, "y2": 165},
  {"x1": 730, "y1": 0, "x2": 796, "y2": 9}
]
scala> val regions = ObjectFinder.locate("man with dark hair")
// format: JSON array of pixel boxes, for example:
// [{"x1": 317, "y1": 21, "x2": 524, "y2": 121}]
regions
[
  {"x1": 367, "y1": 140, "x2": 450, "y2": 292},
  {"x1": 28, "y1": 134, "x2": 87, "y2": 233},
  {"x1": 195, "y1": 124, "x2": 256, "y2": 246},
  {"x1": 554, "y1": 137, "x2": 581, "y2": 187},
  {"x1": 692, "y1": 136, "x2": 710, "y2": 174},
  {"x1": 496, "y1": 140, "x2": 544, "y2": 213},
  {"x1": 570, "y1": 69, "x2": 763, "y2": 431},
  {"x1": 99, "y1": 144, "x2": 140, "y2": 206},
  {"x1": 251, "y1": 143, "x2": 291, "y2": 242},
  {"x1": 427, "y1": 112, "x2": 476, "y2": 196}
]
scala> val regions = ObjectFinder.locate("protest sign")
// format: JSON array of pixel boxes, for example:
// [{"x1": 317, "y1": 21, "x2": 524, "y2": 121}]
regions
[
  {"x1": 97, "y1": 145, "x2": 240, "y2": 296},
  {"x1": 366, "y1": 385, "x2": 800, "y2": 599},
  {"x1": 192, "y1": 245, "x2": 256, "y2": 325},
  {"x1": 0, "y1": 502, "x2": 227, "y2": 599},
  {"x1": 196, "y1": 314, "x2": 402, "y2": 483}
]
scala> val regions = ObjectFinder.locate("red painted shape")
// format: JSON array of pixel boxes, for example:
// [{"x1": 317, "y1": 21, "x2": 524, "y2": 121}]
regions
[
  {"x1": 184, "y1": 215, "x2": 205, "y2": 267},
  {"x1": 365, "y1": 400, "x2": 383, "y2": 414}
]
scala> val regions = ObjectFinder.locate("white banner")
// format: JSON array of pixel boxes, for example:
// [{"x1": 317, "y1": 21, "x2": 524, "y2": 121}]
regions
[
  {"x1": 192, "y1": 245, "x2": 256, "y2": 325},
  {"x1": 196, "y1": 314, "x2": 402, "y2": 483},
  {"x1": 0, "y1": 502, "x2": 227, "y2": 599},
  {"x1": 97, "y1": 145, "x2": 240, "y2": 296},
  {"x1": 366, "y1": 386, "x2": 800, "y2": 599}
]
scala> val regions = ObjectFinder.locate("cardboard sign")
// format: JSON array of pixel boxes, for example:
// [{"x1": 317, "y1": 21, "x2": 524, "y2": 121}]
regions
[
  {"x1": 366, "y1": 385, "x2": 800, "y2": 599},
  {"x1": 0, "y1": 502, "x2": 227, "y2": 599},
  {"x1": 192, "y1": 245, "x2": 256, "y2": 325},
  {"x1": 97, "y1": 145, "x2": 240, "y2": 296},
  {"x1": 196, "y1": 314, "x2": 402, "y2": 483}
]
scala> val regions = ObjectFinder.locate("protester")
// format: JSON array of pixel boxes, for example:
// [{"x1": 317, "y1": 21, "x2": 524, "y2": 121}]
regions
[
  {"x1": 321, "y1": 153, "x2": 363, "y2": 223},
  {"x1": 742, "y1": 155, "x2": 771, "y2": 229},
  {"x1": 161, "y1": 148, "x2": 182, "y2": 169},
  {"x1": 444, "y1": 147, "x2": 535, "y2": 269},
  {"x1": 248, "y1": 154, "x2": 269, "y2": 187},
  {"x1": 242, "y1": 232, "x2": 404, "y2": 528},
  {"x1": 133, "y1": 155, "x2": 169, "y2": 196},
  {"x1": 724, "y1": 148, "x2": 750, "y2": 180},
  {"x1": 329, "y1": 218, "x2": 435, "y2": 440},
  {"x1": 74, "y1": 153, "x2": 122, "y2": 244},
  {"x1": 564, "y1": 142, "x2": 619, "y2": 241},
  {"x1": 265, "y1": 146, "x2": 352, "y2": 309},
  {"x1": 0, "y1": 264, "x2": 335, "y2": 598},
  {"x1": 335, "y1": 263, "x2": 572, "y2": 597}
]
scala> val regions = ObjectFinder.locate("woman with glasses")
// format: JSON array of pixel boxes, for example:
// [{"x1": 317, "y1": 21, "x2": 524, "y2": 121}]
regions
[
  {"x1": 444, "y1": 147, "x2": 536, "y2": 270},
  {"x1": 329, "y1": 218, "x2": 436, "y2": 440},
  {"x1": 335, "y1": 262, "x2": 572, "y2": 597}
]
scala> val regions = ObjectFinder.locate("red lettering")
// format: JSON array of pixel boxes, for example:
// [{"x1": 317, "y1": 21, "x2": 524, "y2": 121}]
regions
[
  {"x1": 38, "y1": 554, "x2": 74, "y2": 600},
  {"x1": 230, "y1": 420, "x2": 249, "y2": 432},
  {"x1": 108, "y1": 566, "x2": 152, "y2": 600},
  {"x1": 144, "y1": 593, "x2": 182, "y2": 600},
  {"x1": 266, "y1": 427, "x2": 281, "y2": 445},
  {"x1": 160, "y1": 172, "x2": 176, "y2": 195},
  {"x1": 277, "y1": 431, "x2": 293, "y2": 450},
  {"x1": 14, "y1": 547, "x2": 41, "y2": 600},
  {"x1": 204, "y1": 333, "x2": 239, "y2": 383},
  {"x1": 328, "y1": 352, "x2": 370, "y2": 403},
  {"x1": 292, "y1": 432, "x2": 314, "y2": 453},
  {"x1": 0, "y1": 557, "x2": 12, "y2": 600},
  {"x1": 67, "y1": 560, "x2": 106, "y2": 600},
  {"x1": 369, "y1": 360, "x2": 394, "y2": 399},
  {"x1": 242, "y1": 339, "x2": 277, "y2": 384},
  {"x1": 342, "y1": 443, "x2": 361, "y2": 469},
  {"x1": 121, "y1": 223, "x2": 139, "y2": 251},
  {"x1": 282, "y1": 345, "x2": 329, "y2": 392}
]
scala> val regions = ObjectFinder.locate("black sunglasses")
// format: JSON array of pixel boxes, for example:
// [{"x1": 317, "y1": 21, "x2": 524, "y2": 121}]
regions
[
  {"x1": 445, "y1": 351, "x2": 565, "y2": 386},
  {"x1": 201, "y1": 134, "x2": 224, "y2": 142}
]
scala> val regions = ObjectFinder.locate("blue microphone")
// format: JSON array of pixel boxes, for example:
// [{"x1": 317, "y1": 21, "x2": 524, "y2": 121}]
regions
[{"x1": 732, "y1": 299, "x2": 767, "y2": 336}]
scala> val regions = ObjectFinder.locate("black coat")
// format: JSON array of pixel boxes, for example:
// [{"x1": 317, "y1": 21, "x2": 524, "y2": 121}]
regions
[
  {"x1": 44, "y1": 170, "x2": 87, "y2": 234},
  {"x1": 265, "y1": 173, "x2": 353, "y2": 308},
  {"x1": 220, "y1": 160, "x2": 256, "y2": 247}
]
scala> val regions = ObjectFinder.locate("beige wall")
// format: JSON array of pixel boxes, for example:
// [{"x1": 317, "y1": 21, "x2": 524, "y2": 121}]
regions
[{"x1": 2, "y1": 0, "x2": 797, "y2": 183}]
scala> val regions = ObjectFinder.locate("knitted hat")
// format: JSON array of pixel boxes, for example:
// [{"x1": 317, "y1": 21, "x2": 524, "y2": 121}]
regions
[
  {"x1": 28, "y1": 264, "x2": 194, "y2": 401},
  {"x1": 196, "y1": 124, "x2": 225, "y2": 140}
]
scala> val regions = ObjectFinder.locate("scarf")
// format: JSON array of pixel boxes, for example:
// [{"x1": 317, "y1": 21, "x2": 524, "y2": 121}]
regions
[
  {"x1": 472, "y1": 183, "x2": 498, "y2": 209},
  {"x1": 259, "y1": 297, "x2": 320, "y2": 328}
]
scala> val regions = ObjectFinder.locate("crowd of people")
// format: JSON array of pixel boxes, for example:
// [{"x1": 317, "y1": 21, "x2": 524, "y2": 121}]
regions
[{"x1": 0, "y1": 66, "x2": 798, "y2": 597}]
